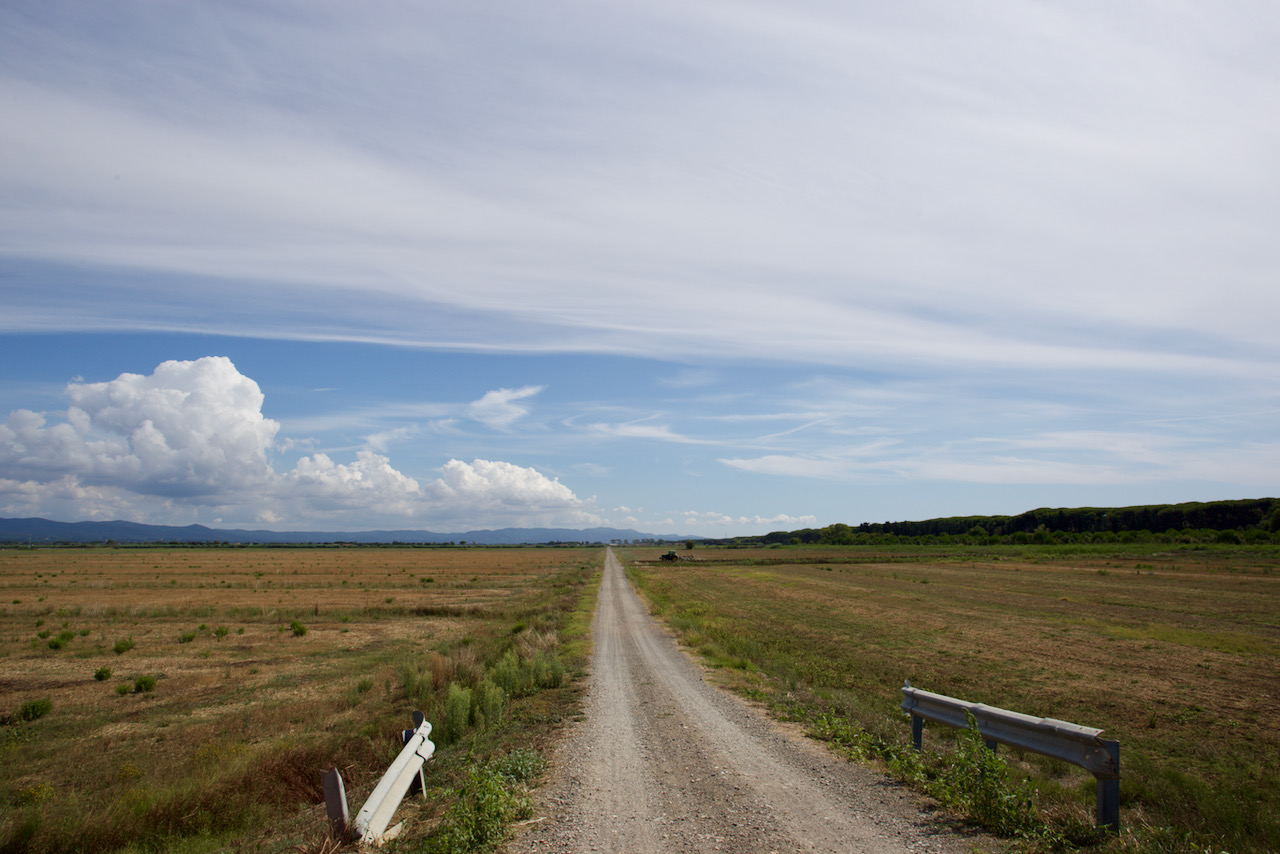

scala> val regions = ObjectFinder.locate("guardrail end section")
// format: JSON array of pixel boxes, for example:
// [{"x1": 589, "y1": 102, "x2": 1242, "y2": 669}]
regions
[{"x1": 322, "y1": 767, "x2": 350, "y2": 841}]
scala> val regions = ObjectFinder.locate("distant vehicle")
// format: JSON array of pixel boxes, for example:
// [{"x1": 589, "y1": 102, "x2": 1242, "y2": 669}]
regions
[{"x1": 660, "y1": 550, "x2": 679, "y2": 561}]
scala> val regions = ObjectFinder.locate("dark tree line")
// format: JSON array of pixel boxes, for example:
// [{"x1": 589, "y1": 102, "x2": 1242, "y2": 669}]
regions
[{"x1": 719, "y1": 497, "x2": 1280, "y2": 547}]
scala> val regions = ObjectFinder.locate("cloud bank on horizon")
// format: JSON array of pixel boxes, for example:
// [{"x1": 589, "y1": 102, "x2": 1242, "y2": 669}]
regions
[
  {"x1": 0, "y1": 357, "x2": 592, "y2": 530},
  {"x1": 1, "y1": 2, "x2": 1278, "y2": 534}
]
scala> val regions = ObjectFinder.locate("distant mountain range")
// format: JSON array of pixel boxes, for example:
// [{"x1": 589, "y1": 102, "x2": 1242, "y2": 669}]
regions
[{"x1": 0, "y1": 517, "x2": 694, "y2": 545}]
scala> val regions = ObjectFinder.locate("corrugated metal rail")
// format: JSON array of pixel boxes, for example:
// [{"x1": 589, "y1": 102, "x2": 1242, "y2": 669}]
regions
[{"x1": 900, "y1": 682, "x2": 1120, "y2": 830}]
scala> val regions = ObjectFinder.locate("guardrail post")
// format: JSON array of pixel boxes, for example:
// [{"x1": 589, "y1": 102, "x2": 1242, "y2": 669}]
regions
[
  {"x1": 322, "y1": 767, "x2": 350, "y2": 841},
  {"x1": 911, "y1": 713, "x2": 923, "y2": 750},
  {"x1": 1097, "y1": 740, "x2": 1120, "y2": 832},
  {"x1": 402, "y1": 710, "x2": 428, "y2": 796}
]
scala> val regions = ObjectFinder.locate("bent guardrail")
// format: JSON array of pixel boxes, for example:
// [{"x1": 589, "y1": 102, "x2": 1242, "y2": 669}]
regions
[
  {"x1": 324, "y1": 711, "x2": 436, "y2": 844},
  {"x1": 900, "y1": 682, "x2": 1120, "y2": 830}
]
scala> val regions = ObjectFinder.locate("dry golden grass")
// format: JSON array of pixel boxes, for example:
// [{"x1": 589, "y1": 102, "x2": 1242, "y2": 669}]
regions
[
  {"x1": 625, "y1": 545, "x2": 1280, "y2": 852},
  {"x1": 0, "y1": 545, "x2": 599, "y2": 853}
]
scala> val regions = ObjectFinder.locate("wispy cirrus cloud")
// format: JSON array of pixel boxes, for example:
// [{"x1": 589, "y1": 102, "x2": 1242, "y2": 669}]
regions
[
  {"x1": 466, "y1": 385, "x2": 545, "y2": 430},
  {"x1": 2, "y1": 2, "x2": 1279, "y2": 534}
]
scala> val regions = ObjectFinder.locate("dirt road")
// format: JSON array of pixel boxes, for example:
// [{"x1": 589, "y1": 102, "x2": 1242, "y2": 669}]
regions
[{"x1": 507, "y1": 549, "x2": 989, "y2": 854}]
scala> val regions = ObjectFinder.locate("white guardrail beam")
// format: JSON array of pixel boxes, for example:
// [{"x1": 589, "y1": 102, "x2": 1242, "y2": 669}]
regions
[
  {"x1": 900, "y1": 683, "x2": 1120, "y2": 831},
  {"x1": 324, "y1": 711, "x2": 436, "y2": 844}
]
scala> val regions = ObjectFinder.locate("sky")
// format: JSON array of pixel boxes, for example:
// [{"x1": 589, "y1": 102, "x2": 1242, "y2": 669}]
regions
[{"x1": 2, "y1": 1, "x2": 1278, "y2": 537}]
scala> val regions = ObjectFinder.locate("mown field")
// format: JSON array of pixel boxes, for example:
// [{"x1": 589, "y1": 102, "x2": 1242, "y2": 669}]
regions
[
  {"x1": 623, "y1": 544, "x2": 1280, "y2": 854},
  {"x1": 0, "y1": 545, "x2": 602, "y2": 854}
]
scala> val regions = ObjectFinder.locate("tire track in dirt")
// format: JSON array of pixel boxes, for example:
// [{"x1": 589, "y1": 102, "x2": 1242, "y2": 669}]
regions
[{"x1": 507, "y1": 549, "x2": 988, "y2": 853}]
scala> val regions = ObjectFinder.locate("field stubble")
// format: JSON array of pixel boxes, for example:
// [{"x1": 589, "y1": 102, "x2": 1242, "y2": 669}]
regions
[
  {"x1": 0, "y1": 545, "x2": 601, "y2": 854},
  {"x1": 624, "y1": 546, "x2": 1279, "y2": 853}
]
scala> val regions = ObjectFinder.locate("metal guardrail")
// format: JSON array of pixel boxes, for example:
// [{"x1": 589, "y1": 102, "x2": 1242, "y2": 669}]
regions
[
  {"x1": 900, "y1": 682, "x2": 1120, "y2": 830},
  {"x1": 323, "y1": 711, "x2": 436, "y2": 844}
]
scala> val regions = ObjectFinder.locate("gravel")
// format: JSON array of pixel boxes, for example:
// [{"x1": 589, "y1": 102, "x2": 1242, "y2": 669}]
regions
[{"x1": 505, "y1": 550, "x2": 999, "y2": 854}]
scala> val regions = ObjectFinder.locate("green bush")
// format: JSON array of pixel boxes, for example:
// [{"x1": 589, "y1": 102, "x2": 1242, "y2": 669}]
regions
[
  {"x1": 133, "y1": 675, "x2": 157, "y2": 693},
  {"x1": 113, "y1": 636, "x2": 135, "y2": 655},
  {"x1": 94, "y1": 666, "x2": 112, "y2": 682},
  {"x1": 115, "y1": 683, "x2": 132, "y2": 696},
  {"x1": 178, "y1": 631, "x2": 196, "y2": 644},
  {"x1": 423, "y1": 764, "x2": 534, "y2": 852},
  {"x1": 289, "y1": 619, "x2": 307, "y2": 637},
  {"x1": 214, "y1": 625, "x2": 229, "y2": 641},
  {"x1": 489, "y1": 650, "x2": 525, "y2": 697},
  {"x1": 17, "y1": 697, "x2": 52, "y2": 722},
  {"x1": 927, "y1": 712, "x2": 1041, "y2": 837}
]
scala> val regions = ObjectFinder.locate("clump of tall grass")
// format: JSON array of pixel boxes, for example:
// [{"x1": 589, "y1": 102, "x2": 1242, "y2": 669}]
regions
[{"x1": 488, "y1": 648, "x2": 563, "y2": 698}]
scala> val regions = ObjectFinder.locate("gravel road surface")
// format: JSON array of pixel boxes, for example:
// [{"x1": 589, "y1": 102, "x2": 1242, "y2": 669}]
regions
[{"x1": 506, "y1": 549, "x2": 993, "y2": 854}]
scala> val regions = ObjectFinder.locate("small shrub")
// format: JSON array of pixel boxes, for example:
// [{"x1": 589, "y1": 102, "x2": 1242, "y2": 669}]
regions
[
  {"x1": 443, "y1": 682, "x2": 474, "y2": 744},
  {"x1": 473, "y1": 678, "x2": 505, "y2": 729},
  {"x1": 214, "y1": 625, "x2": 229, "y2": 641},
  {"x1": 113, "y1": 636, "x2": 135, "y2": 655},
  {"x1": 928, "y1": 712, "x2": 1041, "y2": 837},
  {"x1": 289, "y1": 619, "x2": 307, "y2": 637},
  {"x1": 37, "y1": 630, "x2": 51, "y2": 639},
  {"x1": 94, "y1": 666, "x2": 113, "y2": 681},
  {"x1": 178, "y1": 631, "x2": 196, "y2": 644},
  {"x1": 18, "y1": 697, "x2": 53, "y2": 722},
  {"x1": 355, "y1": 677, "x2": 373, "y2": 694},
  {"x1": 133, "y1": 675, "x2": 157, "y2": 693},
  {"x1": 115, "y1": 683, "x2": 132, "y2": 696}
]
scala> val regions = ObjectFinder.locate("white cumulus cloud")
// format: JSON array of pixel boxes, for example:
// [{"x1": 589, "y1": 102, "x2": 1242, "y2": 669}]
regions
[
  {"x1": 423, "y1": 459, "x2": 597, "y2": 528},
  {"x1": 2, "y1": 356, "x2": 278, "y2": 498},
  {"x1": 0, "y1": 358, "x2": 595, "y2": 529}
]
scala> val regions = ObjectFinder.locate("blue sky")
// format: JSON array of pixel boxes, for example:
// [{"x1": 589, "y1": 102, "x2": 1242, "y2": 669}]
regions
[{"x1": 2, "y1": 2, "x2": 1278, "y2": 536}]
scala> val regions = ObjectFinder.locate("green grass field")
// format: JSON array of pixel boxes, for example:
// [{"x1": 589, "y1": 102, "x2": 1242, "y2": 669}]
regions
[{"x1": 624, "y1": 543, "x2": 1279, "y2": 853}]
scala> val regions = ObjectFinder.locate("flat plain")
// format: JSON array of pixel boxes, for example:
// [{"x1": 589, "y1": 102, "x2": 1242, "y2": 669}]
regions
[
  {"x1": 624, "y1": 544, "x2": 1280, "y2": 853},
  {"x1": 0, "y1": 545, "x2": 600, "y2": 853}
]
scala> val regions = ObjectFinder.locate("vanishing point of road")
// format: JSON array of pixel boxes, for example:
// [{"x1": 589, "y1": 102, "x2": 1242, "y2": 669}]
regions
[{"x1": 506, "y1": 549, "x2": 992, "y2": 854}]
